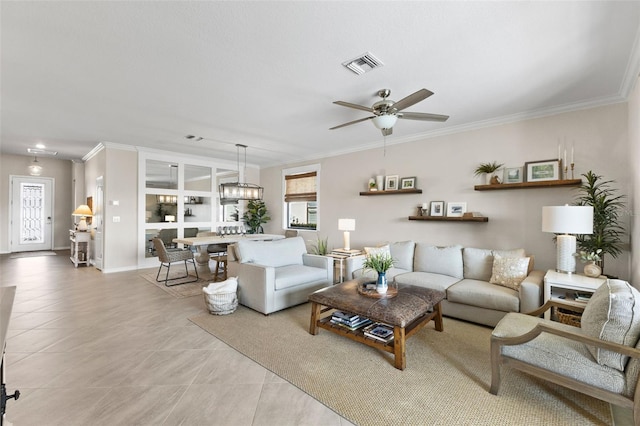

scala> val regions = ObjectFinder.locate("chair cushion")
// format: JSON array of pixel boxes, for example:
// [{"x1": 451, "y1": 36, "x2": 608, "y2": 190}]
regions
[
  {"x1": 236, "y1": 237, "x2": 306, "y2": 267},
  {"x1": 494, "y1": 313, "x2": 626, "y2": 394},
  {"x1": 274, "y1": 265, "x2": 327, "y2": 290},
  {"x1": 414, "y1": 244, "x2": 463, "y2": 279},
  {"x1": 581, "y1": 279, "x2": 640, "y2": 371},
  {"x1": 448, "y1": 279, "x2": 519, "y2": 312},
  {"x1": 489, "y1": 255, "x2": 530, "y2": 290}
]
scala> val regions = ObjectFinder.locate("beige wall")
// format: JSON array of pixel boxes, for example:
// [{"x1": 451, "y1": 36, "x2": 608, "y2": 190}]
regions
[
  {"x1": 629, "y1": 76, "x2": 640, "y2": 285},
  {"x1": 0, "y1": 154, "x2": 73, "y2": 252},
  {"x1": 261, "y1": 103, "x2": 631, "y2": 280}
]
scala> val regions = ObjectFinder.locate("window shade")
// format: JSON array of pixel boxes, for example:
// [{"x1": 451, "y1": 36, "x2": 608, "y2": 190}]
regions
[{"x1": 285, "y1": 171, "x2": 317, "y2": 202}]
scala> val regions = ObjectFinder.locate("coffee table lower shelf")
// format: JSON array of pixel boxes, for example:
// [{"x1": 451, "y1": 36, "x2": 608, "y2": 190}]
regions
[{"x1": 309, "y1": 302, "x2": 443, "y2": 370}]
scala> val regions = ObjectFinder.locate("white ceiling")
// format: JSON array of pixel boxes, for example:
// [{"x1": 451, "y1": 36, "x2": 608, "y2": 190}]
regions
[{"x1": 2, "y1": 1, "x2": 639, "y2": 167}]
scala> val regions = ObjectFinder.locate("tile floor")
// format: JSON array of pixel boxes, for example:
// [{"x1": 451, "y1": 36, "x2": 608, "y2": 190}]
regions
[{"x1": 0, "y1": 251, "x2": 354, "y2": 425}]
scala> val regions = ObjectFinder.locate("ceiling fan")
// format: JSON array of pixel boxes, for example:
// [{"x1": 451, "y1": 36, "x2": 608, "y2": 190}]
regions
[{"x1": 330, "y1": 88, "x2": 449, "y2": 136}]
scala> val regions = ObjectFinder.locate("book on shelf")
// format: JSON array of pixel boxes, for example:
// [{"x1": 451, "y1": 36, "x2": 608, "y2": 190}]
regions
[
  {"x1": 574, "y1": 291, "x2": 592, "y2": 302},
  {"x1": 330, "y1": 318, "x2": 372, "y2": 331},
  {"x1": 332, "y1": 310, "x2": 359, "y2": 322},
  {"x1": 363, "y1": 322, "x2": 395, "y2": 342},
  {"x1": 331, "y1": 248, "x2": 363, "y2": 257}
]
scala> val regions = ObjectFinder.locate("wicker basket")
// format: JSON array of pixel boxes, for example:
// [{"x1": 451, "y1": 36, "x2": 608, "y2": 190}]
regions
[
  {"x1": 203, "y1": 291, "x2": 238, "y2": 315},
  {"x1": 556, "y1": 308, "x2": 581, "y2": 327}
]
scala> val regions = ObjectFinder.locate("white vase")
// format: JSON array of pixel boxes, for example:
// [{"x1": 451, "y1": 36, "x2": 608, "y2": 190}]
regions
[
  {"x1": 584, "y1": 262, "x2": 602, "y2": 278},
  {"x1": 376, "y1": 175, "x2": 384, "y2": 191}
]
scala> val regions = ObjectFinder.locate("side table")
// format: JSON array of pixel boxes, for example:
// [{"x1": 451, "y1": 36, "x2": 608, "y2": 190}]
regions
[
  {"x1": 69, "y1": 229, "x2": 91, "y2": 267},
  {"x1": 543, "y1": 270, "x2": 606, "y2": 320},
  {"x1": 326, "y1": 253, "x2": 364, "y2": 283}
]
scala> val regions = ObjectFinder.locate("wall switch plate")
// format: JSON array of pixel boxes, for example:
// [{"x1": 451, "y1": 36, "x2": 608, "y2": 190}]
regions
[{"x1": 113, "y1": 216, "x2": 120, "y2": 222}]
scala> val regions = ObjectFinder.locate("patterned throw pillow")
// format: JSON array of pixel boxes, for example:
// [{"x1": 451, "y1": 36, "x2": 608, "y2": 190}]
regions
[
  {"x1": 489, "y1": 255, "x2": 530, "y2": 290},
  {"x1": 581, "y1": 279, "x2": 640, "y2": 371},
  {"x1": 364, "y1": 244, "x2": 391, "y2": 258}
]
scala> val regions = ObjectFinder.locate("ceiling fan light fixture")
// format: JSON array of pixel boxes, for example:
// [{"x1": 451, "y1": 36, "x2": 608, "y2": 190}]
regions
[{"x1": 372, "y1": 114, "x2": 398, "y2": 130}]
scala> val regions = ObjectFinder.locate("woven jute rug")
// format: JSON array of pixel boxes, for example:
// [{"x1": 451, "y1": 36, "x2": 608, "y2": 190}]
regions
[
  {"x1": 190, "y1": 303, "x2": 612, "y2": 426},
  {"x1": 140, "y1": 269, "x2": 210, "y2": 298}
]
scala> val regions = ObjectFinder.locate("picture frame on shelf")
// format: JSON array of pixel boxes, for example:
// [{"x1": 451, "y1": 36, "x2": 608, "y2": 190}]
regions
[
  {"x1": 446, "y1": 202, "x2": 467, "y2": 217},
  {"x1": 385, "y1": 175, "x2": 399, "y2": 191},
  {"x1": 400, "y1": 176, "x2": 416, "y2": 189},
  {"x1": 430, "y1": 201, "x2": 445, "y2": 217},
  {"x1": 503, "y1": 166, "x2": 523, "y2": 184},
  {"x1": 524, "y1": 159, "x2": 560, "y2": 182}
]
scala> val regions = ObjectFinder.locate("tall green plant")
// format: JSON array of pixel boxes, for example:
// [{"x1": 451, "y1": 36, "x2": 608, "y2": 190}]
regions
[
  {"x1": 310, "y1": 236, "x2": 329, "y2": 255},
  {"x1": 242, "y1": 200, "x2": 271, "y2": 234},
  {"x1": 573, "y1": 171, "x2": 626, "y2": 273}
]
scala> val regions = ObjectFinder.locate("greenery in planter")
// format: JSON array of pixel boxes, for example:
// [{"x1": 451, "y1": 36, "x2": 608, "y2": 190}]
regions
[
  {"x1": 310, "y1": 236, "x2": 329, "y2": 255},
  {"x1": 573, "y1": 171, "x2": 626, "y2": 274},
  {"x1": 473, "y1": 161, "x2": 504, "y2": 176},
  {"x1": 363, "y1": 252, "x2": 394, "y2": 274},
  {"x1": 242, "y1": 200, "x2": 271, "y2": 234}
]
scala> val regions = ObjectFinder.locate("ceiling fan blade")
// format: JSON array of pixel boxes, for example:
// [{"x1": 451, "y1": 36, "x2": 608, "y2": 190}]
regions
[
  {"x1": 399, "y1": 111, "x2": 449, "y2": 122},
  {"x1": 391, "y1": 89, "x2": 434, "y2": 112},
  {"x1": 329, "y1": 116, "x2": 374, "y2": 130},
  {"x1": 333, "y1": 101, "x2": 373, "y2": 113},
  {"x1": 382, "y1": 128, "x2": 393, "y2": 136}
]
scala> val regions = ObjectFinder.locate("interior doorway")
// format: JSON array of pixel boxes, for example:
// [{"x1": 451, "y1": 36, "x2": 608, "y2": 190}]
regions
[{"x1": 10, "y1": 176, "x2": 54, "y2": 252}]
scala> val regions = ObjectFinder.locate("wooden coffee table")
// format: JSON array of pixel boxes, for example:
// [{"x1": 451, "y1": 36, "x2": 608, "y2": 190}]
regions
[{"x1": 308, "y1": 279, "x2": 445, "y2": 370}]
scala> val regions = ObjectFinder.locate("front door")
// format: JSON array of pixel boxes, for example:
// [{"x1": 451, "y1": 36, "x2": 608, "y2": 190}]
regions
[{"x1": 10, "y1": 176, "x2": 54, "y2": 252}]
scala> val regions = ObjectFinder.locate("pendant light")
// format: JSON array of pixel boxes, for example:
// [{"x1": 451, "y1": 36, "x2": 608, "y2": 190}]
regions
[
  {"x1": 218, "y1": 144, "x2": 264, "y2": 202},
  {"x1": 28, "y1": 156, "x2": 43, "y2": 176}
]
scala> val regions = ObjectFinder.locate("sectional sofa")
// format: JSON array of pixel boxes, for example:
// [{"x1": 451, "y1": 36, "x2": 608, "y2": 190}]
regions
[{"x1": 346, "y1": 241, "x2": 544, "y2": 327}]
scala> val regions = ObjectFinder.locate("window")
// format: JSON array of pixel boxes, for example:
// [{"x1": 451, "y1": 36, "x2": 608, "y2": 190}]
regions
[{"x1": 283, "y1": 166, "x2": 319, "y2": 230}]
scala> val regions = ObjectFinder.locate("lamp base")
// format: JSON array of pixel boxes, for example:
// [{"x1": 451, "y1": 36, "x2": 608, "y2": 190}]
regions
[
  {"x1": 343, "y1": 231, "x2": 351, "y2": 251},
  {"x1": 77, "y1": 217, "x2": 88, "y2": 231},
  {"x1": 556, "y1": 234, "x2": 576, "y2": 274}
]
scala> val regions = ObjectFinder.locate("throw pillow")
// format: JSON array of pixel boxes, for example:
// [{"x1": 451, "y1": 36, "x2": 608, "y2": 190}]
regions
[
  {"x1": 581, "y1": 279, "x2": 640, "y2": 371},
  {"x1": 489, "y1": 255, "x2": 530, "y2": 290},
  {"x1": 364, "y1": 244, "x2": 391, "y2": 258}
]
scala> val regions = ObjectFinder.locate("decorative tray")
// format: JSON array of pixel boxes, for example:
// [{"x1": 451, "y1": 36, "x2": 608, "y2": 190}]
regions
[{"x1": 357, "y1": 283, "x2": 398, "y2": 299}]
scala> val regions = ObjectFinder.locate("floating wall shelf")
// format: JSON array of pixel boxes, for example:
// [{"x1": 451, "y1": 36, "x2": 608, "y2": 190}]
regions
[
  {"x1": 408, "y1": 216, "x2": 489, "y2": 223},
  {"x1": 359, "y1": 189, "x2": 423, "y2": 196},
  {"x1": 474, "y1": 179, "x2": 582, "y2": 191}
]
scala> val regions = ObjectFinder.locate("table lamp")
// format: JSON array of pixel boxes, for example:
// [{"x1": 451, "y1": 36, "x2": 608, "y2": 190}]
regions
[
  {"x1": 72, "y1": 204, "x2": 93, "y2": 231},
  {"x1": 338, "y1": 218, "x2": 356, "y2": 250},
  {"x1": 541, "y1": 205, "x2": 593, "y2": 274}
]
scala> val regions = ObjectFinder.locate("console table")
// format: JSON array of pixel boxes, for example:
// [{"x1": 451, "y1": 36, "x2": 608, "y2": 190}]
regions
[{"x1": 69, "y1": 230, "x2": 91, "y2": 267}]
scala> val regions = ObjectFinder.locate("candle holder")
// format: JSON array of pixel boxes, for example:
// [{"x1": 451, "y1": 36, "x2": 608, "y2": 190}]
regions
[
  {"x1": 564, "y1": 166, "x2": 568, "y2": 180},
  {"x1": 571, "y1": 163, "x2": 575, "y2": 180}
]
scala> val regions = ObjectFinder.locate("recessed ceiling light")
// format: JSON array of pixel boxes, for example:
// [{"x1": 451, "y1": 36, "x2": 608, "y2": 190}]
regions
[{"x1": 36, "y1": 143, "x2": 46, "y2": 149}]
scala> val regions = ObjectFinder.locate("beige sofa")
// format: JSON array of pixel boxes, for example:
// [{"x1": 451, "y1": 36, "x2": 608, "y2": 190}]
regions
[
  {"x1": 227, "y1": 236, "x2": 333, "y2": 314},
  {"x1": 346, "y1": 241, "x2": 544, "y2": 327}
]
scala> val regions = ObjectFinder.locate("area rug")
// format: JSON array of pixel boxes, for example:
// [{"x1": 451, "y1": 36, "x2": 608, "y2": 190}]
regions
[
  {"x1": 139, "y1": 270, "x2": 210, "y2": 298},
  {"x1": 9, "y1": 251, "x2": 57, "y2": 259},
  {"x1": 190, "y1": 304, "x2": 612, "y2": 426}
]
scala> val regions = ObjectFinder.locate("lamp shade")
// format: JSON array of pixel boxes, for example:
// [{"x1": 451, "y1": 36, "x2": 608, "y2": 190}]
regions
[
  {"x1": 541, "y1": 206, "x2": 593, "y2": 234},
  {"x1": 371, "y1": 114, "x2": 398, "y2": 130},
  {"x1": 338, "y1": 218, "x2": 356, "y2": 231},
  {"x1": 72, "y1": 205, "x2": 93, "y2": 217}
]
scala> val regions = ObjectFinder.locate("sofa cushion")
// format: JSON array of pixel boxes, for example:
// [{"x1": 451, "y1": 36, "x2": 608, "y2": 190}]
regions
[
  {"x1": 274, "y1": 264, "x2": 327, "y2": 290},
  {"x1": 489, "y1": 255, "x2": 530, "y2": 290},
  {"x1": 389, "y1": 241, "x2": 415, "y2": 272},
  {"x1": 394, "y1": 271, "x2": 461, "y2": 293},
  {"x1": 236, "y1": 237, "x2": 306, "y2": 267},
  {"x1": 463, "y1": 248, "x2": 494, "y2": 281},
  {"x1": 447, "y1": 279, "x2": 519, "y2": 312},
  {"x1": 414, "y1": 244, "x2": 463, "y2": 279},
  {"x1": 581, "y1": 279, "x2": 640, "y2": 371}
]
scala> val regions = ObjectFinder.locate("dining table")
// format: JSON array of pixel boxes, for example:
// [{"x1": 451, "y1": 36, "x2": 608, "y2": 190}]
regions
[{"x1": 173, "y1": 233, "x2": 285, "y2": 279}]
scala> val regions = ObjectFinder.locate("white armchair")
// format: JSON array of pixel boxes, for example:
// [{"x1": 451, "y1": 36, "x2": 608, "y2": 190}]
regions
[{"x1": 227, "y1": 237, "x2": 333, "y2": 314}]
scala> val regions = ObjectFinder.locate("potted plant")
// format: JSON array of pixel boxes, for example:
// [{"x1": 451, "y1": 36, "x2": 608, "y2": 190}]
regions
[
  {"x1": 363, "y1": 252, "x2": 394, "y2": 294},
  {"x1": 573, "y1": 171, "x2": 626, "y2": 276},
  {"x1": 368, "y1": 178, "x2": 377, "y2": 191},
  {"x1": 242, "y1": 200, "x2": 271, "y2": 234},
  {"x1": 474, "y1": 161, "x2": 504, "y2": 185},
  {"x1": 310, "y1": 236, "x2": 329, "y2": 255}
]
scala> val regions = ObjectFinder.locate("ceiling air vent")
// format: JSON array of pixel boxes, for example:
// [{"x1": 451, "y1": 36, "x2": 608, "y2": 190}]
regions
[{"x1": 342, "y1": 52, "x2": 384, "y2": 75}]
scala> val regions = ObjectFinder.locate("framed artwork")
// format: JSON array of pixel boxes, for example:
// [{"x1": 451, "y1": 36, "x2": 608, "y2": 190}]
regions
[
  {"x1": 385, "y1": 175, "x2": 399, "y2": 191},
  {"x1": 400, "y1": 176, "x2": 416, "y2": 189},
  {"x1": 503, "y1": 166, "x2": 523, "y2": 184},
  {"x1": 524, "y1": 159, "x2": 560, "y2": 182},
  {"x1": 447, "y1": 202, "x2": 467, "y2": 217},
  {"x1": 430, "y1": 201, "x2": 445, "y2": 217}
]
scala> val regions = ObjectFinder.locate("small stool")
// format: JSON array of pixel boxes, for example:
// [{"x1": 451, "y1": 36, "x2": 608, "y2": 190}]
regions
[{"x1": 213, "y1": 255, "x2": 227, "y2": 282}]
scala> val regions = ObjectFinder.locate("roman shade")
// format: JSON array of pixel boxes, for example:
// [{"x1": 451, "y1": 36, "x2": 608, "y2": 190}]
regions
[{"x1": 284, "y1": 171, "x2": 317, "y2": 202}]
